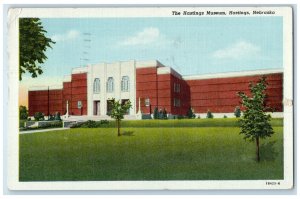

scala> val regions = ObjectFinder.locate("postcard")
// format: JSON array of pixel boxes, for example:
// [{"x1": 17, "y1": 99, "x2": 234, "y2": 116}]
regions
[{"x1": 7, "y1": 6, "x2": 293, "y2": 190}]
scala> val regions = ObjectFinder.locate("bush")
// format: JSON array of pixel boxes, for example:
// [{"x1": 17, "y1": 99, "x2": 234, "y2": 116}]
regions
[
  {"x1": 48, "y1": 114, "x2": 55, "y2": 121},
  {"x1": 54, "y1": 112, "x2": 61, "y2": 121},
  {"x1": 186, "y1": 107, "x2": 196, "y2": 119},
  {"x1": 224, "y1": 115, "x2": 227, "y2": 118},
  {"x1": 153, "y1": 107, "x2": 159, "y2": 119},
  {"x1": 197, "y1": 116, "x2": 201, "y2": 119},
  {"x1": 100, "y1": 120, "x2": 109, "y2": 124},
  {"x1": 206, "y1": 110, "x2": 214, "y2": 119},
  {"x1": 19, "y1": 106, "x2": 28, "y2": 120},
  {"x1": 162, "y1": 108, "x2": 168, "y2": 120},
  {"x1": 71, "y1": 120, "x2": 111, "y2": 128},
  {"x1": 177, "y1": 115, "x2": 184, "y2": 120},
  {"x1": 234, "y1": 106, "x2": 241, "y2": 118},
  {"x1": 34, "y1": 112, "x2": 44, "y2": 121}
]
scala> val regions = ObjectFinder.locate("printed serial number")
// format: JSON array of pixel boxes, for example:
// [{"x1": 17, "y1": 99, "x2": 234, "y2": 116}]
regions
[{"x1": 266, "y1": 181, "x2": 280, "y2": 185}]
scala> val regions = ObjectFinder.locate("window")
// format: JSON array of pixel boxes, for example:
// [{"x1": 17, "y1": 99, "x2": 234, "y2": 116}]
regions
[
  {"x1": 173, "y1": 98, "x2": 181, "y2": 107},
  {"x1": 121, "y1": 76, "x2": 130, "y2": 92},
  {"x1": 145, "y1": 98, "x2": 150, "y2": 107},
  {"x1": 93, "y1": 78, "x2": 100, "y2": 93},
  {"x1": 174, "y1": 83, "x2": 181, "y2": 93},
  {"x1": 107, "y1": 77, "x2": 114, "y2": 93}
]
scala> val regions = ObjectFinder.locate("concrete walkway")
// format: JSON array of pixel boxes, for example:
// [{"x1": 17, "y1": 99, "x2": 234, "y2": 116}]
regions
[{"x1": 19, "y1": 127, "x2": 70, "y2": 134}]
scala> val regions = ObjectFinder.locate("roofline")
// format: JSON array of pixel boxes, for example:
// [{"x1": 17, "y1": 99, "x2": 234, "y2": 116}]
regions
[
  {"x1": 28, "y1": 85, "x2": 63, "y2": 91},
  {"x1": 182, "y1": 68, "x2": 284, "y2": 80}
]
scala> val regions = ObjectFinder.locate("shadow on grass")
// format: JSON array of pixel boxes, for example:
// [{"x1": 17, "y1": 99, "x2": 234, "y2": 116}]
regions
[
  {"x1": 122, "y1": 131, "x2": 135, "y2": 136},
  {"x1": 260, "y1": 141, "x2": 278, "y2": 161}
]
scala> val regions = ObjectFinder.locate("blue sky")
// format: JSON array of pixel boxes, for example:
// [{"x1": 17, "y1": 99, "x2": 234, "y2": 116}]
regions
[{"x1": 31, "y1": 17, "x2": 283, "y2": 78}]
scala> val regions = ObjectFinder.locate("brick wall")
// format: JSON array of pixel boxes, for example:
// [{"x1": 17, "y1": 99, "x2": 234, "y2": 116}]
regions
[
  {"x1": 70, "y1": 73, "x2": 87, "y2": 115},
  {"x1": 186, "y1": 73, "x2": 283, "y2": 113},
  {"x1": 136, "y1": 67, "x2": 158, "y2": 114}
]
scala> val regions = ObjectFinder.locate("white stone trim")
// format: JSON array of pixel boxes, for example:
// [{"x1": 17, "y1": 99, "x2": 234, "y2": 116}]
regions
[
  {"x1": 72, "y1": 66, "x2": 88, "y2": 74},
  {"x1": 28, "y1": 85, "x2": 63, "y2": 91},
  {"x1": 157, "y1": 67, "x2": 182, "y2": 79},
  {"x1": 183, "y1": 68, "x2": 284, "y2": 80},
  {"x1": 136, "y1": 60, "x2": 165, "y2": 68}
]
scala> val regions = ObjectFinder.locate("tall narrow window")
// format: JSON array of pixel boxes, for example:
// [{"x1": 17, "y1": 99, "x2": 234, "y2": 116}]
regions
[
  {"x1": 107, "y1": 77, "x2": 114, "y2": 93},
  {"x1": 93, "y1": 78, "x2": 100, "y2": 94},
  {"x1": 121, "y1": 76, "x2": 130, "y2": 92}
]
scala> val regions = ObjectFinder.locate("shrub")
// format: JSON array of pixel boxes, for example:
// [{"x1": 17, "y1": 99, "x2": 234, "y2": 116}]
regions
[
  {"x1": 19, "y1": 105, "x2": 28, "y2": 120},
  {"x1": 206, "y1": 110, "x2": 214, "y2": 119},
  {"x1": 234, "y1": 106, "x2": 241, "y2": 118},
  {"x1": 153, "y1": 107, "x2": 159, "y2": 119},
  {"x1": 27, "y1": 117, "x2": 31, "y2": 121},
  {"x1": 34, "y1": 112, "x2": 44, "y2": 121},
  {"x1": 54, "y1": 112, "x2": 61, "y2": 121},
  {"x1": 162, "y1": 108, "x2": 168, "y2": 119},
  {"x1": 197, "y1": 116, "x2": 201, "y2": 119},
  {"x1": 48, "y1": 114, "x2": 55, "y2": 121},
  {"x1": 186, "y1": 107, "x2": 196, "y2": 119},
  {"x1": 224, "y1": 115, "x2": 227, "y2": 118},
  {"x1": 177, "y1": 115, "x2": 184, "y2": 120},
  {"x1": 100, "y1": 120, "x2": 109, "y2": 124}
]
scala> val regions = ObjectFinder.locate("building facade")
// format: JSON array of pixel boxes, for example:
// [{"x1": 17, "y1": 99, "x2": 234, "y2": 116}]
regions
[{"x1": 28, "y1": 60, "x2": 283, "y2": 118}]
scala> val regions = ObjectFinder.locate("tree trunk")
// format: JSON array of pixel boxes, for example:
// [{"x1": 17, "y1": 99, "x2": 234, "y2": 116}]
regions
[
  {"x1": 256, "y1": 137, "x2": 260, "y2": 162},
  {"x1": 117, "y1": 119, "x2": 121, "y2": 136}
]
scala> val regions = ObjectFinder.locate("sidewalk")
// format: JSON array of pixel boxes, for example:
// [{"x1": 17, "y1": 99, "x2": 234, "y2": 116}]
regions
[{"x1": 19, "y1": 127, "x2": 70, "y2": 134}]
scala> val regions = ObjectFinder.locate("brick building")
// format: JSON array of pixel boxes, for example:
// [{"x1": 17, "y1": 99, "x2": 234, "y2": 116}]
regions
[{"x1": 28, "y1": 60, "x2": 283, "y2": 119}]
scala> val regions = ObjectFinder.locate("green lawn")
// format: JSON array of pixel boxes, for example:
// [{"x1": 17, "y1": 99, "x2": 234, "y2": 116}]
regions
[{"x1": 19, "y1": 120, "x2": 283, "y2": 181}]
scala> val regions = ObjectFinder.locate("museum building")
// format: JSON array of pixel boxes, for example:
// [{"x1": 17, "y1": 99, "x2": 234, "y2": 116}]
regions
[{"x1": 28, "y1": 60, "x2": 283, "y2": 119}]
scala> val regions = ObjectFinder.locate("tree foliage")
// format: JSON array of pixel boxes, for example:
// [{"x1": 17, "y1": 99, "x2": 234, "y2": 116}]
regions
[
  {"x1": 19, "y1": 105, "x2": 28, "y2": 120},
  {"x1": 19, "y1": 18, "x2": 55, "y2": 80},
  {"x1": 206, "y1": 110, "x2": 214, "y2": 119},
  {"x1": 186, "y1": 107, "x2": 196, "y2": 119},
  {"x1": 234, "y1": 106, "x2": 241, "y2": 118},
  {"x1": 153, "y1": 107, "x2": 159, "y2": 119},
  {"x1": 237, "y1": 76, "x2": 274, "y2": 162},
  {"x1": 108, "y1": 98, "x2": 132, "y2": 136}
]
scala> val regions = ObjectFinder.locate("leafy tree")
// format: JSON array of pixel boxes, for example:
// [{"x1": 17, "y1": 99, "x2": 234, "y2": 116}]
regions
[
  {"x1": 186, "y1": 107, "x2": 196, "y2": 119},
  {"x1": 234, "y1": 106, "x2": 241, "y2": 118},
  {"x1": 162, "y1": 108, "x2": 168, "y2": 119},
  {"x1": 237, "y1": 76, "x2": 274, "y2": 162},
  {"x1": 19, "y1": 105, "x2": 28, "y2": 120},
  {"x1": 19, "y1": 18, "x2": 55, "y2": 80},
  {"x1": 153, "y1": 107, "x2": 159, "y2": 119},
  {"x1": 206, "y1": 110, "x2": 214, "y2": 119},
  {"x1": 108, "y1": 98, "x2": 132, "y2": 136}
]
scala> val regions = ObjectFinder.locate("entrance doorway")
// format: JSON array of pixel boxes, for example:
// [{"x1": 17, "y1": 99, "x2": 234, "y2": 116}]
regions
[{"x1": 93, "y1": 101, "x2": 100, "y2": 115}]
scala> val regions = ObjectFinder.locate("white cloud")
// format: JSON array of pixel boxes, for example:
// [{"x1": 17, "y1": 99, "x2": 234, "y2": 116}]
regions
[
  {"x1": 212, "y1": 41, "x2": 261, "y2": 60},
  {"x1": 51, "y1": 30, "x2": 80, "y2": 42},
  {"x1": 119, "y1": 27, "x2": 165, "y2": 46}
]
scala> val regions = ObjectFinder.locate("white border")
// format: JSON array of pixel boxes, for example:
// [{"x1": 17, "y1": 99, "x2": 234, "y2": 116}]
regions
[{"x1": 7, "y1": 7, "x2": 294, "y2": 190}]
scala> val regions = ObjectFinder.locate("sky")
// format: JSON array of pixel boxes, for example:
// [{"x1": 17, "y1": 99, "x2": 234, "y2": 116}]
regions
[{"x1": 19, "y1": 17, "x2": 283, "y2": 106}]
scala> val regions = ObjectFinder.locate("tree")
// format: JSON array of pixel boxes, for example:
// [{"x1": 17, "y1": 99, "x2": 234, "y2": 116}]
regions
[
  {"x1": 234, "y1": 106, "x2": 241, "y2": 118},
  {"x1": 19, "y1": 18, "x2": 55, "y2": 80},
  {"x1": 186, "y1": 107, "x2": 196, "y2": 119},
  {"x1": 19, "y1": 105, "x2": 28, "y2": 120},
  {"x1": 162, "y1": 108, "x2": 168, "y2": 119},
  {"x1": 108, "y1": 98, "x2": 132, "y2": 136},
  {"x1": 237, "y1": 76, "x2": 274, "y2": 162},
  {"x1": 206, "y1": 110, "x2": 213, "y2": 119},
  {"x1": 153, "y1": 107, "x2": 159, "y2": 119}
]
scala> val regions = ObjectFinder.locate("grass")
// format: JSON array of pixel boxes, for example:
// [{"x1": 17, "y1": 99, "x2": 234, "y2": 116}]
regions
[{"x1": 19, "y1": 121, "x2": 283, "y2": 181}]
